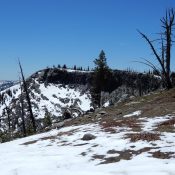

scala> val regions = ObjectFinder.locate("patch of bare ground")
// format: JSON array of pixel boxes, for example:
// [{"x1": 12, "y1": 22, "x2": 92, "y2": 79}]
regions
[
  {"x1": 155, "y1": 117, "x2": 175, "y2": 132},
  {"x1": 150, "y1": 150, "x2": 175, "y2": 159},
  {"x1": 105, "y1": 88, "x2": 175, "y2": 119},
  {"x1": 135, "y1": 89, "x2": 175, "y2": 117},
  {"x1": 57, "y1": 128, "x2": 79, "y2": 137},
  {"x1": 21, "y1": 130, "x2": 79, "y2": 146},
  {"x1": 62, "y1": 88, "x2": 175, "y2": 132},
  {"x1": 92, "y1": 154, "x2": 106, "y2": 160},
  {"x1": 100, "y1": 117, "x2": 142, "y2": 132},
  {"x1": 21, "y1": 140, "x2": 38, "y2": 145},
  {"x1": 92, "y1": 144, "x2": 99, "y2": 147},
  {"x1": 64, "y1": 116, "x2": 97, "y2": 126},
  {"x1": 40, "y1": 136, "x2": 56, "y2": 141},
  {"x1": 103, "y1": 127, "x2": 117, "y2": 134},
  {"x1": 126, "y1": 132, "x2": 161, "y2": 142},
  {"x1": 21, "y1": 135, "x2": 57, "y2": 145},
  {"x1": 80, "y1": 152, "x2": 87, "y2": 156},
  {"x1": 100, "y1": 150, "x2": 133, "y2": 164},
  {"x1": 73, "y1": 143, "x2": 89, "y2": 146},
  {"x1": 58, "y1": 140, "x2": 72, "y2": 146},
  {"x1": 92, "y1": 147, "x2": 160, "y2": 164}
]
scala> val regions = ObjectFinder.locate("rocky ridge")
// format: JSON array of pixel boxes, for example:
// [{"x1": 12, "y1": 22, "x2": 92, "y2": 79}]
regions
[{"x1": 0, "y1": 68, "x2": 161, "y2": 140}]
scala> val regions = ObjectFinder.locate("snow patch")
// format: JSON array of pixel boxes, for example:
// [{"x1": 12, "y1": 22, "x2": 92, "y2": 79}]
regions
[
  {"x1": 123, "y1": 110, "x2": 142, "y2": 118},
  {"x1": 103, "y1": 101, "x2": 109, "y2": 107},
  {"x1": 0, "y1": 119, "x2": 175, "y2": 175}
]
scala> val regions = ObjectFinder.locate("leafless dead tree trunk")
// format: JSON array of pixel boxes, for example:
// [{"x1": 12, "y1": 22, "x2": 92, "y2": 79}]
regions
[
  {"x1": 138, "y1": 9, "x2": 175, "y2": 89},
  {"x1": 18, "y1": 60, "x2": 36, "y2": 133},
  {"x1": 19, "y1": 77, "x2": 27, "y2": 137},
  {"x1": 4, "y1": 103, "x2": 11, "y2": 139}
]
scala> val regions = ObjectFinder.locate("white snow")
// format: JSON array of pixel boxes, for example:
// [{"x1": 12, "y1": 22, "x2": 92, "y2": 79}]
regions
[
  {"x1": 57, "y1": 68, "x2": 92, "y2": 73},
  {"x1": 0, "y1": 81, "x2": 92, "y2": 120},
  {"x1": 123, "y1": 110, "x2": 142, "y2": 118},
  {"x1": 140, "y1": 115, "x2": 172, "y2": 131},
  {"x1": 103, "y1": 101, "x2": 109, "y2": 107},
  {"x1": 0, "y1": 115, "x2": 175, "y2": 175},
  {"x1": 33, "y1": 83, "x2": 92, "y2": 118}
]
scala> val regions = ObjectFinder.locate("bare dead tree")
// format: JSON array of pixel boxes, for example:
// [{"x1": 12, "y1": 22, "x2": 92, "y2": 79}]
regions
[
  {"x1": 19, "y1": 77, "x2": 27, "y2": 137},
  {"x1": 138, "y1": 8, "x2": 175, "y2": 89},
  {"x1": 4, "y1": 103, "x2": 11, "y2": 139},
  {"x1": 18, "y1": 60, "x2": 36, "y2": 133}
]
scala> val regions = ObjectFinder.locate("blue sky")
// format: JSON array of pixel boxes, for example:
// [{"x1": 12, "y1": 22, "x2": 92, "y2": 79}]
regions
[{"x1": 0, "y1": 0, "x2": 175, "y2": 80}]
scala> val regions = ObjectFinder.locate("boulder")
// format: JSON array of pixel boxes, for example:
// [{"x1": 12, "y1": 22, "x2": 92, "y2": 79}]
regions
[
  {"x1": 81, "y1": 133, "x2": 96, "y2": 141},
  {"x1": 96, "y1": 111, "x2": 108, "y2": 117},
  {"x1": 50, "y1": 121, "x2": 64, "y2": 130},
  {"x1": 98, "y1": 111, "x2": 107, "y2": 115}
]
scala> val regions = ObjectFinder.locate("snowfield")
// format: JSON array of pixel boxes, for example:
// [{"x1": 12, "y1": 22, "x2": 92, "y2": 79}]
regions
[
  {"x1": 0, "y1": 80, "x2": 92, "y2": 120},
  {"x1": 0, "y1": 114, "x2": 175, "y2": 175}
]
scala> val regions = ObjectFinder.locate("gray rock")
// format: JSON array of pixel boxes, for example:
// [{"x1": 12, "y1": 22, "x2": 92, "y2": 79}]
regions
[
  {"x1": 81, "y1": 133, "x2": 96, "y2": 141},
  {"x1": 83, "y1": 115, "x2": 91, "y2": 118},
  {"x1": 51, "y1": 121, "x2": 64, "y2": 129},
  {"x1": 95, "y1": 113, "x2": 102, "y2": 118},
  {"x1": 98, "y1": 111, "x2": 107, "y2": 115},
  {"x1": 96, "y1": 111, "x2": 108, "y2": 117}
]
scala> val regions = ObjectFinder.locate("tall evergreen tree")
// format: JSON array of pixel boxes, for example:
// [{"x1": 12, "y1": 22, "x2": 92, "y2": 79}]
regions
[
  {"x1": 62, "y1": 64, "x2": 67, "y2": 69},
  {"x1": 92, "y1": 50, "x2": 112, "y2": 107}
]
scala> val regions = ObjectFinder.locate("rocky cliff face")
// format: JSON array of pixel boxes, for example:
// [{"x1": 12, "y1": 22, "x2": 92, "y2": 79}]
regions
[{"x1": 100, "y1": 70, "x2": 161, "y2": 106}]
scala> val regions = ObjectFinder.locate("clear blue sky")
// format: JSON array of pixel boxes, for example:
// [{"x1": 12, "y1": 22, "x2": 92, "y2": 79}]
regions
[{"x1": 0, "y1": 0, "x2": 175, "y2": 80}]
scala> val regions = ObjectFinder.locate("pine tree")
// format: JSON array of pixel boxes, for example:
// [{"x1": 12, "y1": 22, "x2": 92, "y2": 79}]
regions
[
  {"x1": 92, "y1": 50, "x2": 112, "y2": 107},
  {"x1": 62, "y1": 64, "x2": 67, "y2": 69}
]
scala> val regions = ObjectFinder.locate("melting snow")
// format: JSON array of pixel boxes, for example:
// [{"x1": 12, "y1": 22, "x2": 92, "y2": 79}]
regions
[
  {"x1": 123, "y1": 110, "x2": 142, "y2": 118},
  {"x1": 103, "y1": 101, "x2": 109, "y2": 107},
  {"x1": 0, "y1": 82, "x2": 92, "y2": 120},
  {"x1": 0, "y1": 115, "x2": 175, "y2": 175},
  {"x1": 140, "y1": 115, "x2": 172, "y2": 131}
]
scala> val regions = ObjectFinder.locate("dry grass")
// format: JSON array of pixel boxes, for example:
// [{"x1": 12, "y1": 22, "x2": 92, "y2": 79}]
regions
[
  {"x1": 155, "y1": 117, "x2": 175, "y2": 132},
  {"x1": 100, "y1": 117, "x2": 142, "y2": 132},
  {"x1": 57, "y1": 128, "x2": 79, "y2": 137},
  {"x1": 103, "y1": 127, "x2": 117, "y2": 133},
  {"x1": 92, "y1": 154, "x2": 105, "y2": 160},
  {"x1": 159, "y1": 117, "x2": 175, "y2": 126},
  {"x1": 40, "y1": 136, "x2": 56, "y2": 141},
  {"x1": 96, "y1": 147, "x2": 160, "y2": 164},
  {"x1": 151, "y1": 150, "x2": 174, "y2": 159},
  {"x1": 126, "y1": 132, "x2": 161, "y2": 142},
  {"x1": 100, "y1": 150, "x2": 133, "y2": 164}
]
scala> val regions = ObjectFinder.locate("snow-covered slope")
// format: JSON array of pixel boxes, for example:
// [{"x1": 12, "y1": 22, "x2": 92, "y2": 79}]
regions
[
  {"x1": 0, "y1": 82, "x2": 91, "y2": 117},
  {"x1": 0, "y1": 80, "x2": 17, "y2": 91},
  {"x1": 0, "y1": 69, "x2": 92, "y2": 134},
  {"x1": 0, "y1": 114, "x2": 175, "y2": 175}
]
